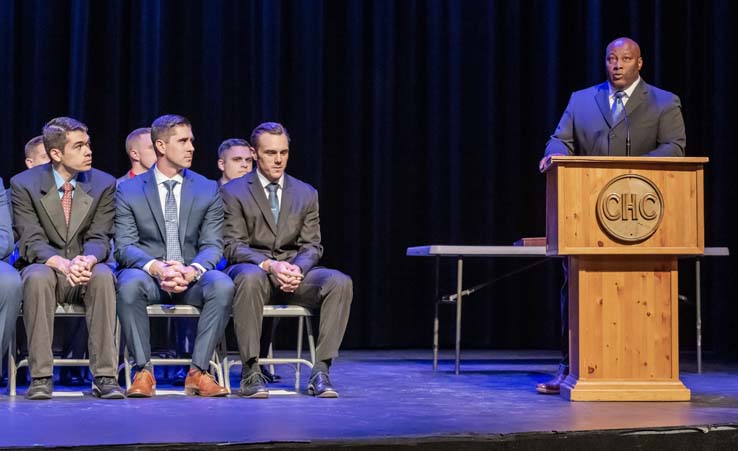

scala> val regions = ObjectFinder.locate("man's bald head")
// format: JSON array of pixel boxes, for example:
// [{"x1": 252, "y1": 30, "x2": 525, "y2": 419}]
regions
[{"x1": 605, "y1": 37, "x2": 643, "y2": 90}]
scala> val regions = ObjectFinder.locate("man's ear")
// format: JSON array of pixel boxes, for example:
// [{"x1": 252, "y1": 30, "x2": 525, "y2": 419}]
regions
[
  {"x1": 130, "y1": 149, "x2": 140, "y2": 163},
  {"x1": 217, "y1": 159, "x2": 225, "y2": 172},
  {"x1": 154, "y1": 139, "x2": 166, "y2": 155},
  {"x1": 49, "y1": 148, "x2": 63, "y2": 163}
]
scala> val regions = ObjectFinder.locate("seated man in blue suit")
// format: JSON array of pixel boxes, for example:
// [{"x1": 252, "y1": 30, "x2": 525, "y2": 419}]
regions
[
  {"x1": 115, "y1": 114, "x2": 233, "y2": 397},
  {"x1": 0, "y1": 179, "x2": 22, "y2": 393}
]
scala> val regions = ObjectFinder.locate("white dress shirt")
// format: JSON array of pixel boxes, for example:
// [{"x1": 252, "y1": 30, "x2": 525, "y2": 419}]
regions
[{"x1": 608, "y1": 76, "x2": 641, "y2": 108}]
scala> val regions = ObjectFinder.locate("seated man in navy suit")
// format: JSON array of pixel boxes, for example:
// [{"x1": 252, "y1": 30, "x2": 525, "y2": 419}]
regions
[
  {"x1": 0, "y1": 178, "x2": 22, "y2": 393},
  {"x1": 115, "y1": 114, "x2": 234, "y2": 397}
]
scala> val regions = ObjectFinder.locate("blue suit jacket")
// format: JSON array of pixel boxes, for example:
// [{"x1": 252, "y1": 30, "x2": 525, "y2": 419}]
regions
[
  {"x1": 114, "y1": 167, "x2": 224, "y2": 271},
  {"x1": 0, "y1": 178, "x2": 14, "y2": 260},
  {"x1": 545, "y1": 79, "x2": 686, "y2": 157}
]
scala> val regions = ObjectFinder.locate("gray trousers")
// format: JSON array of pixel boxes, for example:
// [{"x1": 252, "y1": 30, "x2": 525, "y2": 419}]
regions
[
  {"x1": 0, "y1": 260, "x2": 22, "y2": 375},
  {"x1": 20, "y1": 263, "x2": 118, "y2": 378},
  {"x1": 227, "y1": 264, "x2": 353, "y2": 364},
  {"x1": 116, "y1": 268, "x2": 233, "y2": 371}
]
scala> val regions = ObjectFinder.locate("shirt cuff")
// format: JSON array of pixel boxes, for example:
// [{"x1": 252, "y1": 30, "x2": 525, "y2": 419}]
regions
[
  {"x1": 143, "y1": 259, "x2": 157, "y2": 275},
  {"x1": 191, "y1": 263, "x2": 207, "y2": 277}
]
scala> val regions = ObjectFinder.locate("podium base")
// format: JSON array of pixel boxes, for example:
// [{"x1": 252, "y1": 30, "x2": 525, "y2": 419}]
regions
[{"x1": 560, "y1": 376, "x2": 691, "y2": 401}]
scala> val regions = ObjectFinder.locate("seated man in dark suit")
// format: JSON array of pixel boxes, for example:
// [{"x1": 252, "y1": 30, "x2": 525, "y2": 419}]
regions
[
  {"x1": 537, "y1": 37, "x2": 686, "y2": 394},
  {"x1": 0, "y1": 178, "x2": 23, "y2": 391},
  {"x1": 115, "y1": 114, "x2": 233, "y2": 398},
  {"x1": 222, "y1": 122, "x2": 353, "y2": 398},
  {"x1": 11, "y1": 117, "x2": 124, "y2": 400}
]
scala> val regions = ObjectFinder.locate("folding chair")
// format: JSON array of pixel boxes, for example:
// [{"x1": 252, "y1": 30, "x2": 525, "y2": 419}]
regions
[
  {"x1": 122, "y1": 304, "x2": 224, "y2": 390},
  {"x1": 8, "y1": 303, "x2": 121, "y2": 397},
  {"x1": 223, "y1": 305, "x2": 316, "y2": 393}
]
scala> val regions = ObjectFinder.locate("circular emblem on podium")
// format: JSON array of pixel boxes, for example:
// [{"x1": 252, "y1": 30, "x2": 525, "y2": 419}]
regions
[{"x1": 596, "y1": 174, "x2": 664, "y2": 242}]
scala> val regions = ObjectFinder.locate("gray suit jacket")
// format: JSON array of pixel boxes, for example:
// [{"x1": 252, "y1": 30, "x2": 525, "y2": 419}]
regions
[
  {"x1": 0, "y1": 178, "x2": 14, "y2": 260},
  {"x1": 545, "y1": 79, "x2": 686, "y2": 157},
  {"x1": 10, "y1": 163, "x2": 116, "y2": 267},
  {"x1": 115, "y1": 167, "x2": 223, "y2": 270},
  {"x1": 221, "y1": 171, "x2": 323, "y2": 274}
]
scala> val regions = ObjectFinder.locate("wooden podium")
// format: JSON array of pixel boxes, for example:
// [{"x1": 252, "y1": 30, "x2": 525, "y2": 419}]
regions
[{"x1": 544, "y1": 156, "x2": 708, "y2": 401}]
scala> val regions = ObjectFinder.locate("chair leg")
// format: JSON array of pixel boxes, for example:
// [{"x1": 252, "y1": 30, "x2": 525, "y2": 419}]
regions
[
  {"x1": 124, "y1": 346, "x2": 132, "y2": 390},
  {"x1": 305, "y1": 316, "x2": 316, "y2": 366},
  {"x1": 9, "y1": 332, "x2": 16, "y2": 397},
  {"x1": 295, "y1": 317, "x2": 304, "y2": 391},
  {"x1": 269, "y1": 318, "x2": 277, "y2": 376}
]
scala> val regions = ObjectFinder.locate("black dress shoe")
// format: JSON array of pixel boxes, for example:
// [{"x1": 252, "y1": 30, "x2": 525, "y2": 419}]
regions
[
  {"x1": 308, "y1": 372, "x2": 338, "y2": 398},
  {"x1": 536, "y1": 367, "x2": 568, "y2": 394},
  {"x1": 93, "y1": 376, "x2": 125, "y2": 399},
  {"x1": 26, "y1": 377, "x2": 53, "y2": 400},
  {"x1": 261, "y1": 366, "x2": 281, "y2": 383},
  {"x1": 240, "y1": 371, "x2": 269, "y2": 398}
]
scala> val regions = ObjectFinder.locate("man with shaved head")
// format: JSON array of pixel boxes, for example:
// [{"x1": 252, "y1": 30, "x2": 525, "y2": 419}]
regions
[{"x1": 537, "y1": 37, "x2": 686, "y2": 395}]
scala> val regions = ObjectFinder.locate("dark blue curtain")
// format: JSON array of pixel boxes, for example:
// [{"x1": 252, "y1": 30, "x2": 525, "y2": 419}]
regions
[{"x1": 1, "y1": 0, "x2": 736, "y2": 356}]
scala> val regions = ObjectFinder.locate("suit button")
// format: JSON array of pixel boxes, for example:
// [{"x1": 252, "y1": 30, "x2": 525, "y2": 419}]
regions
[{"x1": 610, "y1": 132, "x2": 616, "y2": 139}]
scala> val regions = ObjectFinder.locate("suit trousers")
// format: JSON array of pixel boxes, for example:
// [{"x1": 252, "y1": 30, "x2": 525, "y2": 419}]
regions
[
  {"x1": 227, "y1": 263, "x2": 353, "y2": 364},
  {"x1": 20, "y1": 263, "x2": 118, "y2": 378},
  {"x1": 116, "y1": 268, "x2": 233, "y2": 371},
  {"x1": 0, "y1": 260, "x2": 22, "y2": 375}
]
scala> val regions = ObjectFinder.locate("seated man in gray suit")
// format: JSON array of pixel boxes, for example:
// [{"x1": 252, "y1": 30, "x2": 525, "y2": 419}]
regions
[
  {"x1": 11, "y1": 117, "x2": 123, "y2": 400},
  {"x1": 115, "y1": 114, "x2": 233, "y2": 398},
  {"x1": 537, "y1": 37, "x2": 686, "y2": 395},
  {"x1": 0, "y1": 178, "x2": 23, "y2": 391},
  {"x1": 222, "y1": 122, "x2": 352, "y2": 398}
]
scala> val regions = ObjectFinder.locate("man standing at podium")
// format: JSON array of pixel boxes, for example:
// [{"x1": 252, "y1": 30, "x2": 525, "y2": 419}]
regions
[{"x1": 537, "y1": 37, "x2": 686, "y2": 394}]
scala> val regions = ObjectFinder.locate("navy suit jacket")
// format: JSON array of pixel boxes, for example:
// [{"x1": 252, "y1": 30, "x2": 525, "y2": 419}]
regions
[
  {"x1": 221, "y1": 171, "x2": 323, "y2": 274},
  {"x1": 545, "y1": 79, "x2": 686, "y2": 157},
  {"x1": 115, "y1": 167, "x2": 224, "y2": 271},
  {"x1": 10, "y1": 164, "x2": 115, "y2": 267},
  {"x1": 0, "y1": 178, "x2": 14, "y2": 260}
]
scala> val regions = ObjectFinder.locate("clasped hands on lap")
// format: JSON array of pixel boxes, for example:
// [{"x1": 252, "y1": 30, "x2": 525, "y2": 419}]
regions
[
  {"x1": 262, "y1": 259, "x2": 303, "y2": 293},
  {"x1": 46, "y1": 254, "x2": 99, "y2": 286},
  {"x1": 149, "y1": 260, "x2": 199, "y2": 293}
]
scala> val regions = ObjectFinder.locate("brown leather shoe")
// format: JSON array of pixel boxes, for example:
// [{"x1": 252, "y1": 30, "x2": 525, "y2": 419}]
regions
[
  {"x1": 127, "y1": 369, "x2": 156, "y2": 398},
  {"x1": 536, "y1": 369, "x2": 568, "y2": 394},
  {"x1": 184, "y1": 369, "x2": 228, "y2": 397}
]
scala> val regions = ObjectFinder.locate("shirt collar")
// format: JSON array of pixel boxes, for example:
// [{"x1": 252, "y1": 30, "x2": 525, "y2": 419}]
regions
[
  {"x1": 256, "y1": 169, "x2": 284, "y2": 190},
  {"x1": 154, "y1": 165, "x2": 184, "y2": 185},
  {"x1": 609, "y1": 76, "x2": 641, "y2": 99},
  {"x1": 52, "y1": 168, "x2": 77, "y2": 191}
]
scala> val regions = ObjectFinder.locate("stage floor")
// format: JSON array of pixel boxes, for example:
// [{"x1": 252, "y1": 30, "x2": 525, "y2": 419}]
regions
[{"x1": 1, "y1": 350, "x2": 738, "y2": 448}]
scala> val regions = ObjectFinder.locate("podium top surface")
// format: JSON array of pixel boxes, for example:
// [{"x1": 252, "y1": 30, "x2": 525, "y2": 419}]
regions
[
  {"x1": 549, "y1": 155, "x2": 709, "y2": 165},
  {"x1": 406, "y1": 245, "x2": 729, "y2": 258}
]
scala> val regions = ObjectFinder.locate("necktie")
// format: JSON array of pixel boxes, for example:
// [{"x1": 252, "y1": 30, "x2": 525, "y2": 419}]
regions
[
  {"x1": 266, "y1": 182, "x2": 280, "y2": 224},
  {"x1": 611, "y1": 91, "x2": 625, "y2": 123},
  {"x1": 163, "y1": 180, "x2": 183, "y2": 262},
  {"x1": 61, "y1": 182, "x2": 73, "y2": 225}
]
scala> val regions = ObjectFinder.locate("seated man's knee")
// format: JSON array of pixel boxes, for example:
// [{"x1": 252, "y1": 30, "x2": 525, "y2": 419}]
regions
[
  {"x1": 203, "y1": 271, "x2": 235, "y2": 309},
  {"x1": 116, "y1": 269, "x2": 150, "y2": 307},
  {"x1": 231, "y1": 264, "x2": 268, "y2": 290},
  {"x1": 21, "y1": 264, "x2": 56, "y2": 287}
]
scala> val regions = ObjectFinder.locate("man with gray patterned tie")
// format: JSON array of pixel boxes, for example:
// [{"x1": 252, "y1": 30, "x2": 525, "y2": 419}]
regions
[{"x1": 115, "y1": 114, "x2": 233, "y2": 397}]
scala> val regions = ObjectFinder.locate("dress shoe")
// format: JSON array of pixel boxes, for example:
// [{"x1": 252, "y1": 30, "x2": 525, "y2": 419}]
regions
[
  {"x1": 308, "y1": 372, "x2": 338, "y2": 398},
  {"x1": 239, "y1": 371, "x2": 269, "y2": 398},
  {"x1": 261, "y1": 366, "x2": 281, "y2": 383},
  {"x1": 26, "y1": 377, "x2": 53, "y2": 400},
  {"x1": 184, "y1": 369, "x2": 228, "y2": 397},
  {"x1": 536, "y1": 369, "x2": 568, "y2": 394},
  {"x1": 126, "y1": 369, "x2": 156, "y2": 398},
  {"x1": 92, "y1": 376, "x2": 125, "y2": 399}
]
